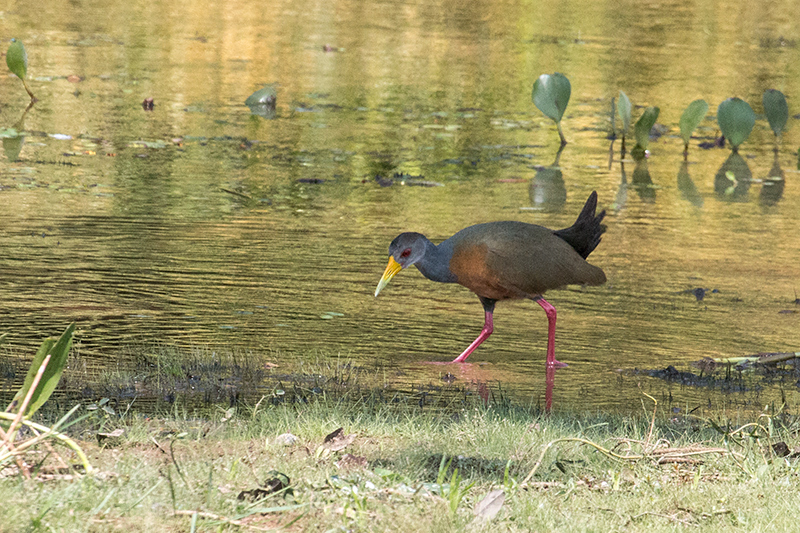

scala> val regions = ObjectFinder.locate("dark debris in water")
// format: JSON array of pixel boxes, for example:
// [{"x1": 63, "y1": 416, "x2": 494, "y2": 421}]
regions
[
  {"x1": 698, "y1": 135, "x2": 725, "y2": 149},
  {"x1": 368, "y1": 172, "x2": 443, "y2": 187},
  {"x1": 759, "y1": 36, "x2": 797, "y2": 48},
  {"x1": 634, "y1": 353, "x2": 800, "y2": 392},
  {"x1": 632, "y1": 365, "x2": 755, "y2": 392},
  {"x1": 678, "y1": 287, "x2": 719, "y2": 301}
]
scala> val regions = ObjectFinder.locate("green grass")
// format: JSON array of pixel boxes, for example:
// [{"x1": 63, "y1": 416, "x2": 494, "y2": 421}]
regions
[{"x1": 2, "y1": 395, "x2": 800, "y2": 532}]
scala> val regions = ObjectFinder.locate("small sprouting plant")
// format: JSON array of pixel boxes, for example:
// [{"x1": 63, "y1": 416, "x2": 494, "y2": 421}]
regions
[
  {"x1": 532, "y1": 72, "x2": 571, "y2": 146},
  {"x1": 632, "y1": 106, "x2": 660, "y2": 158},
  {"x1": 0, "y1": 324, "x2": 93, "y2": 477},
  {"x1": 436, "y1": 456, "x2": 475, "y2": 515},
  {"x1": 616, "y1": 91, "x2": 658, "y2": 159},
  {"x1": 6, "y1": 38, "x2": 36, "y2": 102},
  {"x1": 617, "y1": 90, "x2": 632, "y2": 150},
  {"x1": 679, "y1": 99, "x2": 709, "y2": 155},
  {"x1": 717, "y1": 97, "x2": 755, "y2": 152}
]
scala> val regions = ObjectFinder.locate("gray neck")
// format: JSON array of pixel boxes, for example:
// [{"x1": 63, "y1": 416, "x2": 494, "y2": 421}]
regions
[{"x1": 414, "y1": 238, "x2": 457, "y2": 283}]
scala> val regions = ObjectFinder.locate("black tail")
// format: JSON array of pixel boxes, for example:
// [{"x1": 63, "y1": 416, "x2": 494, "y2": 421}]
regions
[{"x1": 554, "y1": 191, "x2": 606, "y2": 259}]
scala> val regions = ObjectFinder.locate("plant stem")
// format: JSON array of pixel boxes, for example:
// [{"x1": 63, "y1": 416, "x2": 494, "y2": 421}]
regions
[
  {"x1": 21, "y1": 78, "x2": 37, "y2": 103},
  {"x1": 556, "y1": 122, "x2": 567, "y2": 147}
]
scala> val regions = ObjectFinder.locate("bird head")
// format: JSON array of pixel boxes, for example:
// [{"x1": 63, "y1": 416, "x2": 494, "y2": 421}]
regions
[{"x1": 374, "y1": 232, "x2": 427, "y2": 297}]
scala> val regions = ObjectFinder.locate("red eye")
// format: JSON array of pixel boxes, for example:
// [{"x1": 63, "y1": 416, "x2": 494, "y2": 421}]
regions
[{"x1": 400, "y1": 248, "x2": 411, "y2": 258}]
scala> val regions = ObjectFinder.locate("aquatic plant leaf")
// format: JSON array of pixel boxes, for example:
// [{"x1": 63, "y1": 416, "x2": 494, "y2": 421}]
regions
[
  {"x1": 531, "y1": 73, "x2": 571, "y2": 123},
  {"x1": 8, "y1": 323, "x2": 75, "y2": 417},
  {"x1": 679, "y1": 99, "x2": 709, "y2": 145},
  {"x1": 716, "y1": 98, "x2": 755, "y2": 149},
  {"x1": 763, "y1": 89, "x2": 788, "y2": 137},
  {"x1": 245, "y1": 85, "x2": 277, "y2": 107},
  {"x1": 6, "y1": 38, "x2": 28, "y2": 79},
  {"x1": 634, "y1": 106, "x2": 660, "y2": 149},
  {"x1": 617, "y1": 91, "x2": 632, "y2": 134}
]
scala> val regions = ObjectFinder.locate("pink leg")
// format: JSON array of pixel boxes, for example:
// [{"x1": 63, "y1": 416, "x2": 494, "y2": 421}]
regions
[
  {"x1": 534, "y1": 297, "x2": 567, "y2": 368},
  {"x1": 451, "y1": 309, "x2": 493, "y2": 363}
]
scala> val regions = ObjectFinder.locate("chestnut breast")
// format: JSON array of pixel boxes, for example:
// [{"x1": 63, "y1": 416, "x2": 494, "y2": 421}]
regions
[{"x1": 446, "y1": 221, "x2": 606, "y2": 301}]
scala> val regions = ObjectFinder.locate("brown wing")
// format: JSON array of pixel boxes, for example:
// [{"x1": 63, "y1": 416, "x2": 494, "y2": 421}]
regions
[{"x1": 448, "y1": 221, "x2": 605, "y2": 301}]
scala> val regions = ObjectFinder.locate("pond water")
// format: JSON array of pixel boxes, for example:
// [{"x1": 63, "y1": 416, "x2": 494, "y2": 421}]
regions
[{"x1": 1, "y1": 0, "x2": 798, "y2": 414}]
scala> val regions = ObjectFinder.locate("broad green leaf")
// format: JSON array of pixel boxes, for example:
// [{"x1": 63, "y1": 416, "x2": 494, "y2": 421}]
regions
[
  {"x1": 679, "y1": 99, "x2": 709, "y2": 144},
  {"x1": 617, "y1": 91, "x2": 632, "y2": 134},
  {"x1": 634, "y1": 106, "x2": 660, "y2": 149},
  {"x1": 245, "y1": 85, "x2": 277, "y2": 107},
  {"x1": 531, "y1": 73, "x2": 571, "y2": 123},
  {"x1": 9, "y1": 323, "x2": 75, "y2": 417},
  {"x1": 717, "y1": 98, "x2": 755, "y2": 149},
  {"x1": 6, "y1": 38, "x2": 28, "y2": 79},
  {"x1": 763, "y1": 89, "x2": 788, "y2": 137}
]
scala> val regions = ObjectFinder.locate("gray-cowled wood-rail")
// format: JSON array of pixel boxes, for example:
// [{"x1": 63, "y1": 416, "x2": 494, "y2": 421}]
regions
[{"x1": 375, "y1": 191, "x2": 606, "y2": 367}]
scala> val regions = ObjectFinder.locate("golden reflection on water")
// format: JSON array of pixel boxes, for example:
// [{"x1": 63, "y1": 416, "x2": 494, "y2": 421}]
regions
[{"x1": 0, "y1": 0, "x2": 799, "y2": 413}]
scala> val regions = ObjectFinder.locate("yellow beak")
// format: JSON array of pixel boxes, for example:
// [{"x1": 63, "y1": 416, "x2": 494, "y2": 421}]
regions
[{"x1": 374, "y1": 256, "x2": 403, "y2": 297}]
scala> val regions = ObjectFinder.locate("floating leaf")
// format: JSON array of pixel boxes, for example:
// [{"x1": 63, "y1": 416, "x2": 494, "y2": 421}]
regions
[
  {"x1": 679, "y1": 99, "x2": 709, "y2": 147},
  {"x1": 531, "y1": 73, "x2": 571, "y2": 123},
  {"x1": 617, "y1": 91, "x2": 632, "y2": 134},
  {"x1": 245, "y1": 85, "x2": 277, "y2": 118},
  {"x1": 763, "y1": 89, "x2": 788, "y2": 137},
  {"x1": 8, "y1": 323, "x2": 75, "y2": 417},
  {"x1": 6, "y1": 38, "x2": 28, "y2": 79},
  {"x1": 634, "y1": 106, "x2": 660, "y2": 150},
  {"x1": 717, "y1": 98, "x2": 755, "y2": 150}
]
